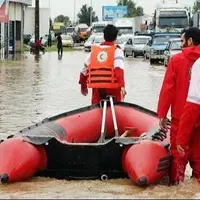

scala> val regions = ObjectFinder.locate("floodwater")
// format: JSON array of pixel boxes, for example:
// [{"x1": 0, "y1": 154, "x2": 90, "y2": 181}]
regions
[{"x1": 0, "y1": 51, "x2": 199, "y2": 198}]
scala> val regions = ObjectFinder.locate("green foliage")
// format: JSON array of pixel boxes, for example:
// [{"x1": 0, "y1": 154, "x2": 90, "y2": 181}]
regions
[
  {"x1": 193, "y1": 0, "x2": 200, "y2": 13},
  {"x1": 54, "y1": 15, "x2": 71, "y2": 27},
  {"x1": 117, "y1": 0, "x2": 144, "y2": 17},
  {"x1": 77, "y1": 4, "x2": 98, "y2": 26}
]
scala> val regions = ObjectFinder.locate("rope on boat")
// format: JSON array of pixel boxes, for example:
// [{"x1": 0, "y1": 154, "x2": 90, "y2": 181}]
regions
[
  {"x1": 151, "y1": 118, "x2": 171, "y2": 141},
  {"x1": 151, "y1": 130, "x2": 167, "y2": 141}
]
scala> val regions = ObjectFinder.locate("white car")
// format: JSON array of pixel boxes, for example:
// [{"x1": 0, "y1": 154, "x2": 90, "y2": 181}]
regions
[
  {"x1": 84, "y1": 35, "x2": 96, "y2": 52},
  {"x1": 124, "y1": 36, "x2": 151, "y2": 58},
  {"x1": 120, "y1": 34, "x2": 134, "y2": 44},
  {"x1": 61, "y1": 34, "x2": 74, "y2": 47},
  {"x1": 84, "y1": 35, "x2": 124, "y2": 51},
  {"x1": 84, "y1": 34, "x2": 103, "y2": 52},
  {"x1": 116, "y1": 37, "x2": 125, "y2": 51},
  {"x1": 163, "y1": 38, "x2": 182, "y2": 67}
]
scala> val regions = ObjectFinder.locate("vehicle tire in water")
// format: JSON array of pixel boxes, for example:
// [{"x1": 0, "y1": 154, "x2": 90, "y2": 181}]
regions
[
  {"x1": 144, "y1": 52, "x2": 149, "y2": 60},
  {"x1": 124, "y1": 51, "x2": 128, "y2": 57},
  {"x1": 150, "y1": 59, "x2": 155, "y2": 65}
]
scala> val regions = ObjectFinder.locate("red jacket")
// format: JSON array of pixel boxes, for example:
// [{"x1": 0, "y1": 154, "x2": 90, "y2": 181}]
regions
[
  {"x1": 157, "y1": 45, "x2": 200, "y2": 120},
  {"x1": 176, "y1": 53, "x2": 200, "y2": 147},
  {"x1": 79, "y1": 41, "x2": 125, "y2": 104},
  {"x1": 35, "y1": 40, "x2": 42, "y2": 48}
]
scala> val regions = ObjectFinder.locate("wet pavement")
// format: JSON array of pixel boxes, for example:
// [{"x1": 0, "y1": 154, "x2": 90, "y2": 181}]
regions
[{"x1": 0, "y1": 51, "x2": 199, "y2": 198}]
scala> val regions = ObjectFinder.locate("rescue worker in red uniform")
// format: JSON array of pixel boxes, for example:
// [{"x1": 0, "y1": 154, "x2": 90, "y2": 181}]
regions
[
  {"x1": 157, "y1": 27, "x2": 200, "y2": 185},
  {"x1": 79, "y1": 24, "x2": 126, "y2": 104},
  {"x1": 177, "y1": 56, "x2": 200, "y2": 183}
]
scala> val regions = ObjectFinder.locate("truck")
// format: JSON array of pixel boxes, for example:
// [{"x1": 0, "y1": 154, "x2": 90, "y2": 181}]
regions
[
  {"x1": 91, "y1": 21, "x2": 110, "y2": 34},
  {"x1": 112, "y1": 18, "x2": 134, "y2": 35},
  {"x1": 153, "y1": 1, "x2": 190, "y2": 33},
  {"x1": 193, "y1": 11, "x2": 200, "y2": 28},
  {"x1": 112, "y1": 16, "x2": 150, "y2": 35},
  {"x1": 72, "y1": 23, "x2": 89, "y2": 43}
]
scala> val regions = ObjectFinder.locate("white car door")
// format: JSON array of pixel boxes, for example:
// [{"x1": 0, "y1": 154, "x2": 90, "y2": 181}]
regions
[{"x1": 124, "y1": 38, "x2": 133, "y2": 56}]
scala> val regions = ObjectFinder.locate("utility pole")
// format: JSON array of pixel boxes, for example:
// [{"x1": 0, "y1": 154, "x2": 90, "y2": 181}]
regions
[
  {"x1": 74, "y1": 0, "x2": 76, "y2": 25},
  {"x1": 90, "y1": 0, "x2": 92, "y2": 26},
  {"x1": 35, "y1": 0, "x2": 39, "y2": 42},
  {"x1": 49, "y1": 0, "x2": 51, "y2": 33}
]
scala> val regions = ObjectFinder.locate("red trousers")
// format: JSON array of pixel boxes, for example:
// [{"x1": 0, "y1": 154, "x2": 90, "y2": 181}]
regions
[
  {"x1": 91, "y1": 88, "x2": 122, "y2": 105},
  {"x1": 170, "y1": 118, "x2": 200, "y2": 182}
]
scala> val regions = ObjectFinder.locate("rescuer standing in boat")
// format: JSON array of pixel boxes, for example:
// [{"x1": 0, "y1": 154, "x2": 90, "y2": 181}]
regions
[
  {"x1": 79, "y1": 24, "x2": 127, "y2": 104},
  {"x1": 157, "y1": 27, "x2": 200, "y2": 185}
]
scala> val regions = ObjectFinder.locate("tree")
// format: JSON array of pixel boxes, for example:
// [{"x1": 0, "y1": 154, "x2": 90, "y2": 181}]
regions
[
  {"x1": 117, "y1": 0, "x2": 144, "y2": 17},
  {"x1": 77, "y1": 4, "x2": 98, "y2": 26},
  {"x1": 136, "y1": 6, "x2": 144, "y2": 16},
  {"x1": 54, "y1": 15, "x2": 71, "y2": 26},
  {"x1": 193, "y1": 0, "x2": 200, "y2": 13}
]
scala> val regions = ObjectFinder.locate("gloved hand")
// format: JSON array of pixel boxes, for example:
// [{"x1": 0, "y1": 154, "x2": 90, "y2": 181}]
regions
[{"x1": 159, "y1": 117, "x2": 168, "y2": 133}]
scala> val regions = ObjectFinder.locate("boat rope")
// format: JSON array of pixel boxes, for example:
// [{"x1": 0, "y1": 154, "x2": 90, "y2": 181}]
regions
[
  {"x1": 151, "y1": 118, "x2": 171, "y2": 141},
  {"x1": 151, "y1": 129, "x2": 167, "y2": 141}
]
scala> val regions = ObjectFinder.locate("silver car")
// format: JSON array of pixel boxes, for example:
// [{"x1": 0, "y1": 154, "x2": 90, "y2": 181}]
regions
[
  {"x1": 120, "y1": 34, "x2": 134, "y2": 44},
  {"x1": 143, "y1": 40, "x2": 152, "y2": 59},
  {"x1": 84, "y1": 35, "x2": 96, "y2": 51},
  {"x1": 84, "y1": 34, "x2": 104, "y2": 51},
  {"x1": 124, "y1": 36, "x2": 151, "y2": 58},
  {"x1": 163, "y1": 38, "x2": 181, "y2": 67}
]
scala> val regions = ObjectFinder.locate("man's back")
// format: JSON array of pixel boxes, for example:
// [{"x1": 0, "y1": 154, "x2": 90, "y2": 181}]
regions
[{"x1": 57, "y1": 35, "x2": 62, "y2": 47}]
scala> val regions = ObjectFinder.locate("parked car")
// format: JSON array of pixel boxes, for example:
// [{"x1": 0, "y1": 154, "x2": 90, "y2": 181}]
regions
[
  {"x1": 93, "y1": 35, "x2": 104, "y2": 45},
  {"x1": 124, "y1": 36, "x2": 151, "y2": 58},
  {"x1": 84, "y1": 35, "x2": 96, "y2": 52},
  {"x1": 84, "y1": 34, "x2": 124, "y2": 52},
  {"x1": 120, "y1": 34, "x2": 134, "y2": 44},
  {"x1": 147, "y1": 33, "x2": 180, "y2": 65},
  {"x1": 143, "y1": 39, "x2": 153, "y2": 60},
  {"x1": 116, "y1": 37, "x2": 125, "y2": 51},
  {"x1": 66, "y1": 27, "x2": 75, "y2": 36},
  {"x1": 163, "y1": 38, "x2": 181, "y2": 67},
  {"x1": 61, "y1": 34, "x2": 74, "y2": 47}
]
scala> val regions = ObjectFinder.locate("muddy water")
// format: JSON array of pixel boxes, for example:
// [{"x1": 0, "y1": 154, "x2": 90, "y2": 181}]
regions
[{"x1": 0, "y1": 52, "x2": 199, "y2": 198}]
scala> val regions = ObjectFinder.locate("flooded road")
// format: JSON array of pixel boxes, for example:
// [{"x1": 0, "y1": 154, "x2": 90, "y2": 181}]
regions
[{"x1": 0, "y1": 51, "x2": 199, "y2": 198}]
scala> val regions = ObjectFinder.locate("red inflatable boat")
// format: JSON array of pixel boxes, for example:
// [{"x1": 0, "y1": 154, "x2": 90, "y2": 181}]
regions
[{"x1": 0, "y1": 98, "x2": 171, "y2": 186}]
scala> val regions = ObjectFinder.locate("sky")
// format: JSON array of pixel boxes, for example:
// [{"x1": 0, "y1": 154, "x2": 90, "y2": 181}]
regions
[{"x1": 33, "y1": 0, "x2": 195, "y2": 21}]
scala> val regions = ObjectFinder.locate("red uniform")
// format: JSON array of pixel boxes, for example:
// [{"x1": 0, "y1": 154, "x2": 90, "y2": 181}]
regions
[
  {"x1": 157, "y1": 45, "x2": 200, "y2": 182},
  {"x1": 177, "y1": 54, "x2": 200, "y2": 180},
  {"x1": 79, "y1": 41, "x2": 125, "y2": 104},
  {"x1": 35, "y1": 40, "x2": 42, "y2": 49}
]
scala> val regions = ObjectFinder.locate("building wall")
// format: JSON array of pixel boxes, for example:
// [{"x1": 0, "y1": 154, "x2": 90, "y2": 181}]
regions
[
  {"x1": 24, "y1": 7, "x2": 50, "y2": 37},
  {"x1": 9, "y1": 3, "x2": 22, "y2": 21},
  {"x1": 9, "y1": 0, "x2": 32, "y2": 5},
  {"x1": 0, "y1": 1, "x2": 32, "y2": 58},
  {"x1": 8, "y1": 2, "x2": 24, "y2": 53}
]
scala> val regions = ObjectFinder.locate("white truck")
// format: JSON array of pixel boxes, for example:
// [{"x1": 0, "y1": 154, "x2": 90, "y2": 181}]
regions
[
  {"x1": 112, "y1": 17, "x2": 147, "y2": 35},
  {"x1": 91, "y1": 21, "x2": 110, "y2": 34},
  {"x1": 112, "y1": 18, "x2": 135, "y2": 35},
  {"x1": 193, "y1": 11, "x2": 200, "y2": 29},
  {"x1": 153, "y1": 1, "x2": 190, "y2": 33}
]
